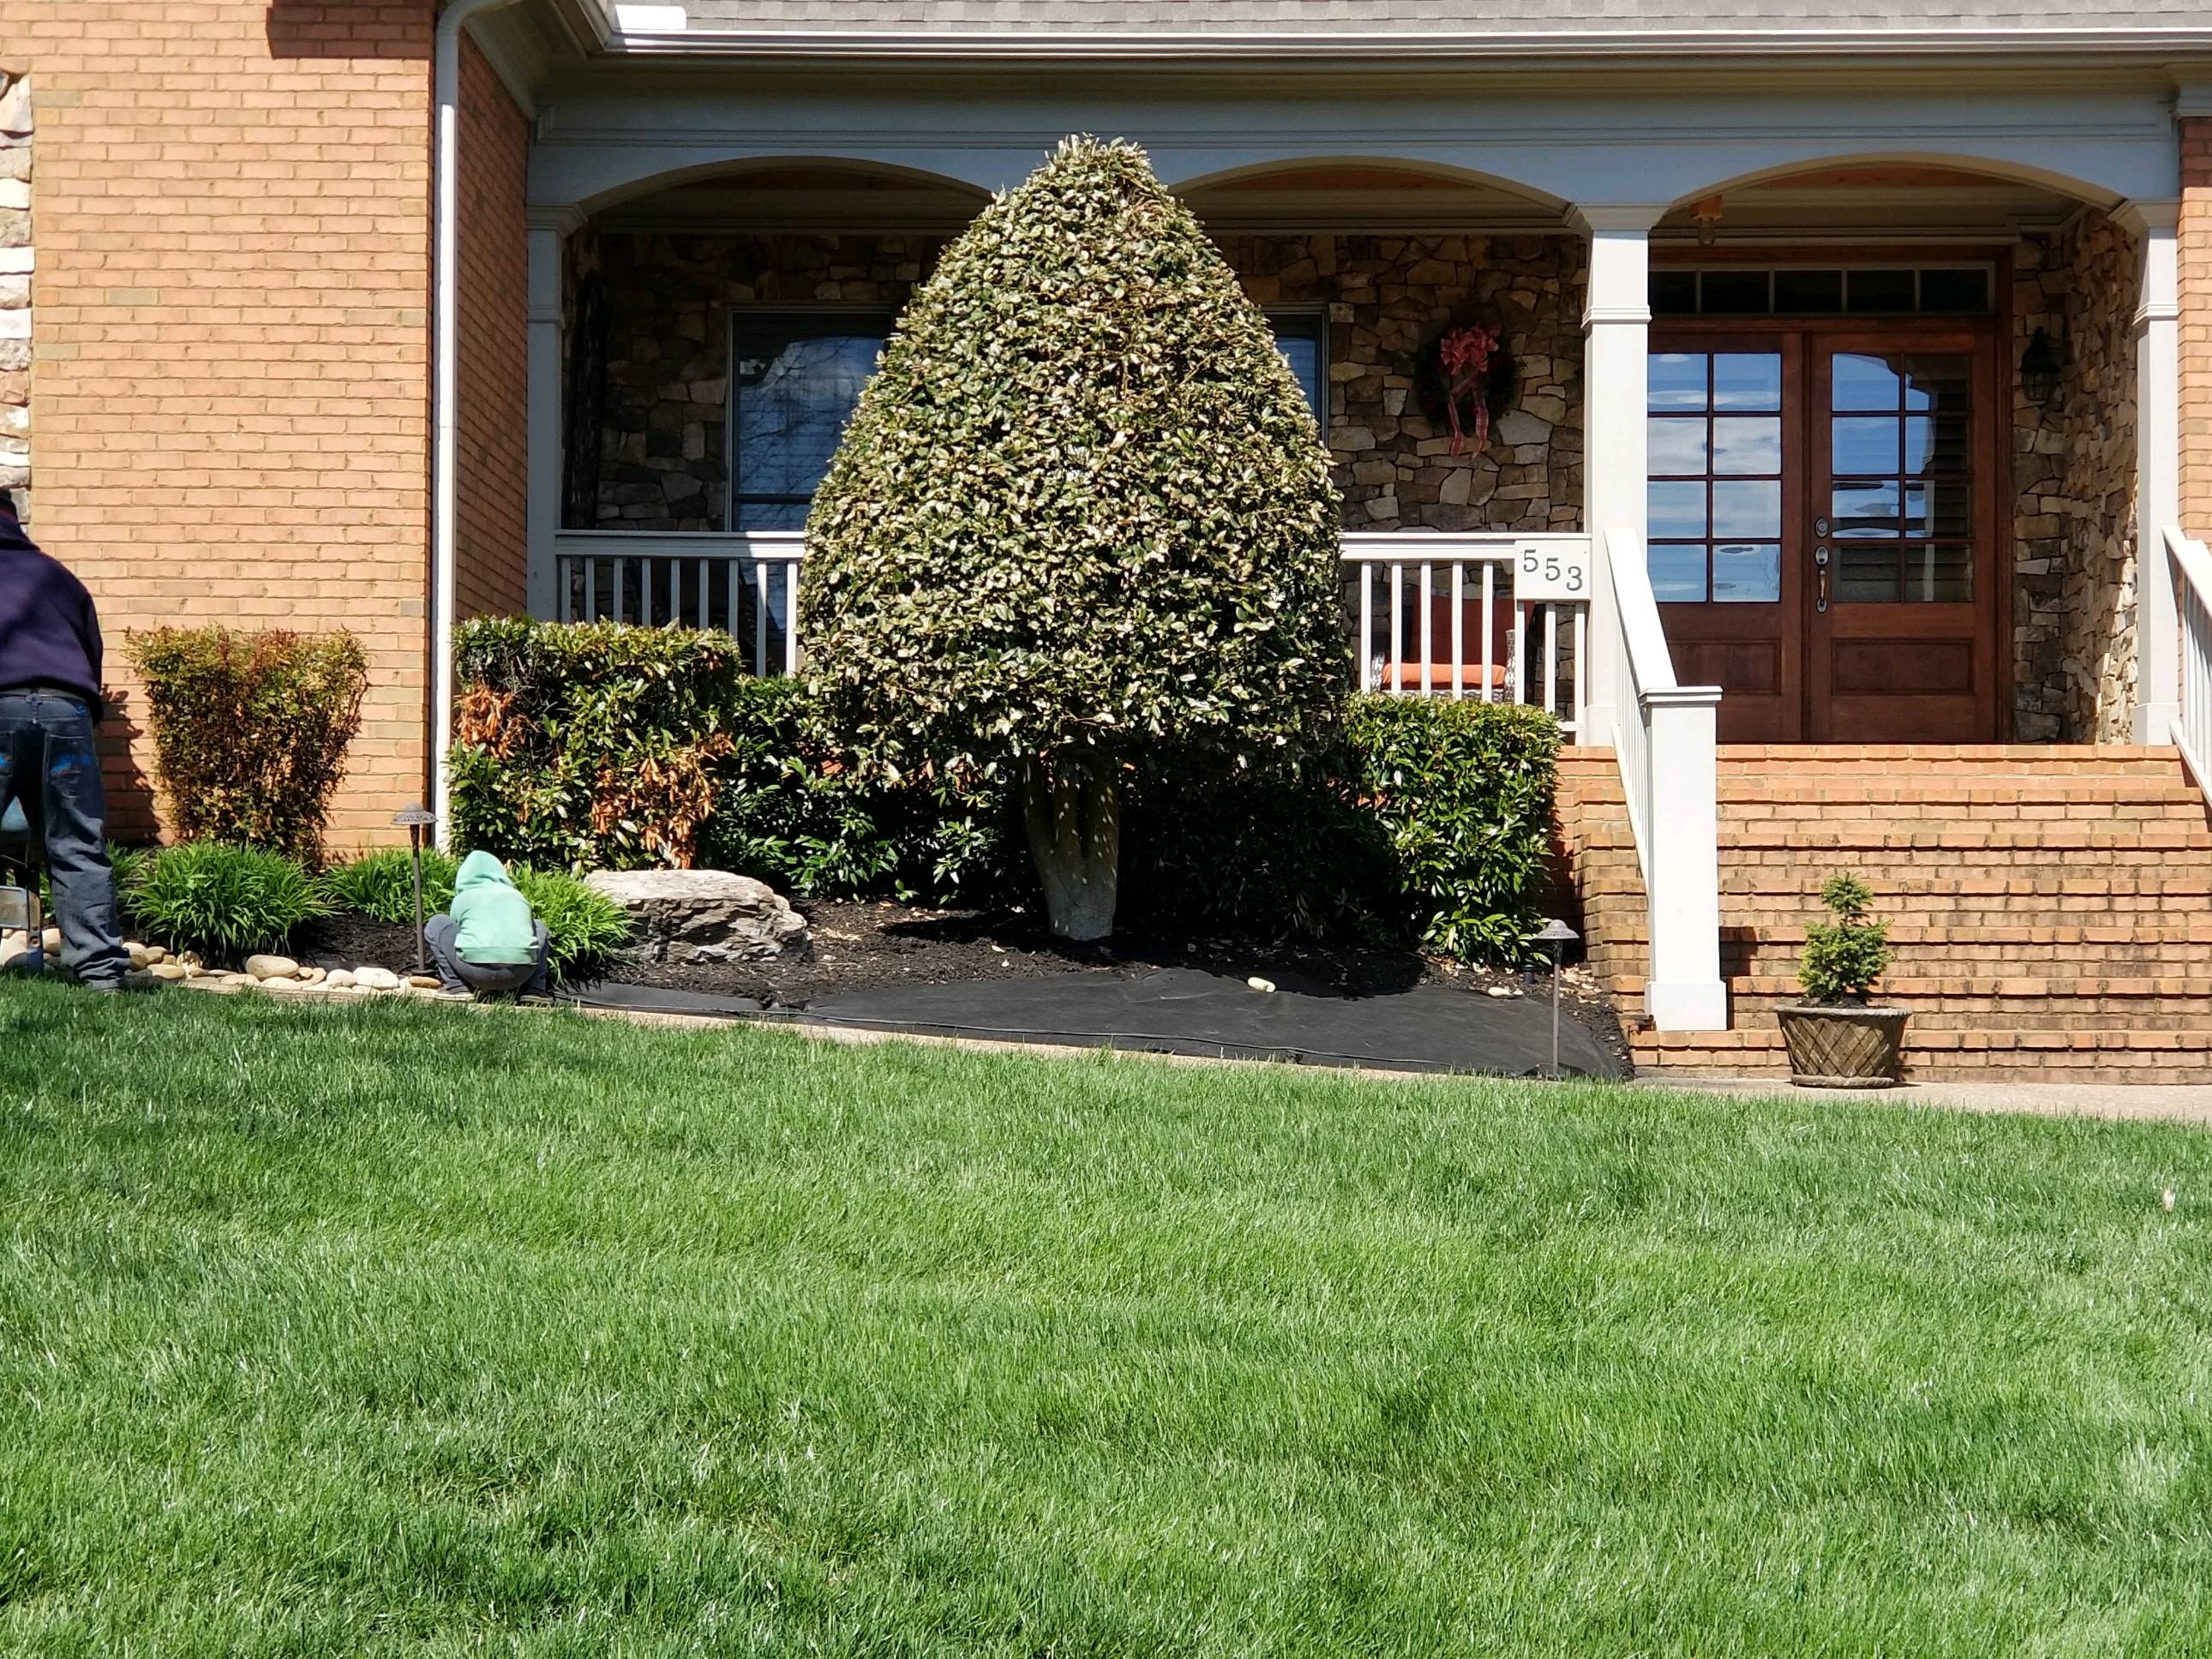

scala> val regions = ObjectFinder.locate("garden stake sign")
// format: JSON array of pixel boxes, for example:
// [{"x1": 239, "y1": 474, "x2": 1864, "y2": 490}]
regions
[{"x1": 1436, "y1": 322, "x2": 1504, "y2": 454}]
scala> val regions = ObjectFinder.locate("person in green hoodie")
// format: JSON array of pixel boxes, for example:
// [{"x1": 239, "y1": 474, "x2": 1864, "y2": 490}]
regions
[{"x1": 423, "y1": 851, "x2": 551, "y2": 999}]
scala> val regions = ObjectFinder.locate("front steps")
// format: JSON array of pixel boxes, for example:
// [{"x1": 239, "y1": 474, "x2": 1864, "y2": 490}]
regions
[{"x1": 1556, "y1": 746, "x2": 2212, "y2": 1083}]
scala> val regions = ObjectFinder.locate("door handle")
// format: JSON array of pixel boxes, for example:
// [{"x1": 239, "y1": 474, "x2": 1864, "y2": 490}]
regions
[{"x1": 1814, "y1": 544, "x2": 1830, "y2": 614}]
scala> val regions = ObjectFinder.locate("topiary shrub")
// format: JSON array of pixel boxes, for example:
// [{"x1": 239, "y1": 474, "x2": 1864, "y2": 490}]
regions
[
  {"x1": 1798, "y1": 872, "x2": 1893, "y2": 1005},
  {"x1": 802, "y1": 136, "x2": 1347, "y2": 941},
  {"x1": 326, "y1": 847, "x2": 460, "y2": 925},
  {"x1": 124, "y1": 841, "x2": 331, "y2": 961},
  {"x1": 125, "y1": 627, "x2": 369, "y2": 865}
]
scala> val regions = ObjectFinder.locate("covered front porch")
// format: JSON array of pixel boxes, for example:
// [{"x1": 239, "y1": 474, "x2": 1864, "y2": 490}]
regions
[{"x1": 481, "y1": 51, "x2": 2197, "y2": 1035}]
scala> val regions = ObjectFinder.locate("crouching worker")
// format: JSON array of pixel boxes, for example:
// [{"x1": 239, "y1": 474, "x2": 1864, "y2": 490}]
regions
[{"x1": 423, "y1": 852, "x2": 551, "y2": 1000}]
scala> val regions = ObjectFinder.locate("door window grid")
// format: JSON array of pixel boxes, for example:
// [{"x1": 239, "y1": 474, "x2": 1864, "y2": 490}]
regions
[
  {"x1": 1651, "y1": 266, "x2": 1993, "y2": 318},
  {"x1": 1646, "y1": 350, "x2": 1784, "y2": 604},
  {"x1": 1827, "y1": 352, "x2": 1974, "y2": 603}
]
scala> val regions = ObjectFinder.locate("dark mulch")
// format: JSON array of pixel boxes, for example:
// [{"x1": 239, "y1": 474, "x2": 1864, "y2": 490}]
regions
[
  {"x1": 302, "y1": 913, "x2": 423, "y2": 974},
  {"x1": 301, "y1": 899, "x2": 1628, "y2": 1075}
]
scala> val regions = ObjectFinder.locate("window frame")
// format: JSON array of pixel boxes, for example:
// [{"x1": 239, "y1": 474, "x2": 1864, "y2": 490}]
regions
[
  {"x1": 1264, "y1": 305, "x2": 1330, "y2": 423},
  {"x1": 723, "y1": 306, "x2": 897, "y2": 532}
]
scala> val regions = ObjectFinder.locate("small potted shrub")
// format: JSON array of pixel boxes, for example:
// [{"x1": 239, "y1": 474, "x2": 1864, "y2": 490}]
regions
[{"x1": 1776, "y1": 873, "x2": 1906, "y2": 1088}]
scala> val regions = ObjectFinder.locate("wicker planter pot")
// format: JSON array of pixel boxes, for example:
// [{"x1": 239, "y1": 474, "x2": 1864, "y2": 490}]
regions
[{"x1": 1775, "y1": 1004, "x2": 1908, "y2": 1089}]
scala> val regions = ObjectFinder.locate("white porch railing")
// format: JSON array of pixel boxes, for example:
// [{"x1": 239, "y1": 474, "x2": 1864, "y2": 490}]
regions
[
  {"x1": 2167, "y1": 525, "x2": 2212, "y2": 788},
  {"x1": 1604, "y1": 529, "x2": 1726, "y2": 1033},
  {"x1": 555, "y1": 530, "x2": 806, "y2": 677},
  {"x1": 550, "y1": 528, "x2": 1589, "y2": 735}
]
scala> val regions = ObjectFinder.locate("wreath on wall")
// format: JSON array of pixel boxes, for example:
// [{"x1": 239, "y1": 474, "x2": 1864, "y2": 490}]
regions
[{"x1": 1414, "y1": 314, "x2": 1518, "y2": 455}]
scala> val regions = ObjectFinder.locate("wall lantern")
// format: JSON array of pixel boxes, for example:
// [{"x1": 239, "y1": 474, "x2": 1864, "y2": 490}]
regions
[
  {"x1": 392, "y1": 804, "x2": 438, "y2": 975},
  {"x1": 2019, "y1": 327, "x2": 2062, "y2": 407},
  {"x1": 1532, "y1": 918, "x2": 1581, "y2": 1078}
]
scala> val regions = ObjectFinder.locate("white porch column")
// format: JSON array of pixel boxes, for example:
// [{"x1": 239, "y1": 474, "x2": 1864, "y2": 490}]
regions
[
  {"x1": 1579, "y1": 207, "x2": 1663, "y2": 744},
  {"x1": 2125, "y1": 201, "x2": 2182, "y2": 746},
  {"x1": 1642, "y1": 686, "x2": 1728, "y2": 1032},
  {"x1": 525, "y1": 208, "x2": 582, "y2": 621}
]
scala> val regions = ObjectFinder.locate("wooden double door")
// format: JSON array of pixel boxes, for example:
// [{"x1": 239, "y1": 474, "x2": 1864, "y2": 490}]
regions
[{"x1": 1648, "y1": 323, "x2": 2004, "y2": 744}]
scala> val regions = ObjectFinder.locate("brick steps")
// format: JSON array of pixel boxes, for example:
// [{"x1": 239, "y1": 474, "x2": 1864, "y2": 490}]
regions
[{"x1": 1556, "y1": 745, "x2": 2212, "y2": 1084}]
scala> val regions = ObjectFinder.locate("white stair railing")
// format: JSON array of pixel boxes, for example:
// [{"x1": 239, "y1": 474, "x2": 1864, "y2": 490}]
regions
[
  {"x1": 2167, "y1": 526, "x2": 2212, "y2": 789},
  {"x1": 1604, "y1": 528, "x2": 1727, "y2": 1033}
]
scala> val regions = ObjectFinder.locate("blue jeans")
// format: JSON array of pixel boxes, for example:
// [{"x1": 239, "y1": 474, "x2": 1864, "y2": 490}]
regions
[
  {"x1": 423, "y1": 913, "x2": 551, "y2": 997},
  {"x1": 0, "y1": 690, "x2": 129, "y2": 989}
]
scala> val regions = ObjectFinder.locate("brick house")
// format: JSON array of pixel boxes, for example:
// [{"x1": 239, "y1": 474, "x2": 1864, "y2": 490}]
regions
[{"x1": 8, "y1": 1, "x2": 2212, "y2": 1076}]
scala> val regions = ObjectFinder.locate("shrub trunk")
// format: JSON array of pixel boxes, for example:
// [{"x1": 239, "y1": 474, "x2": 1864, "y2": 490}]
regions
[{"x1": 1022, "y1": 755, "x2": 1120, "y2": 942}]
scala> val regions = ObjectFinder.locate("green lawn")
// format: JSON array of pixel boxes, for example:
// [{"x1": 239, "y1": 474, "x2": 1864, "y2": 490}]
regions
[{"x1": 3, "y1": 982, "x2": 2211, "y2": 1656}]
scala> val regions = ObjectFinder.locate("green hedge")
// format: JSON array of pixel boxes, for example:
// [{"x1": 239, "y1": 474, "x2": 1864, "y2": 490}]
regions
[
  {"x1": 452, "y1": 620, "x2": 1016, "y2": 906},
  {"x1": 450, "y1": 620, "x2": 1560, "y2": 960}
]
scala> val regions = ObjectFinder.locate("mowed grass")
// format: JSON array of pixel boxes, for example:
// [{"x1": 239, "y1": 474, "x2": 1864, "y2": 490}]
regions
[{"x1": 3, "y1": 983, "x2": 2212, "y2": 1656}]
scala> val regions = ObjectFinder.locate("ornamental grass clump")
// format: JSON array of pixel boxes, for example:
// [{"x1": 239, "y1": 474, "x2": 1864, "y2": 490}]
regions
[
  {"x1": 802, "y1": 135, "x2": 1346, "y2": 940},
  {"x1": 124, "y1": 841, "x2": 331, "y2": 961},
  {"x1": 1798, "y1": 872, "x2": 1894, "y2": 1005}
]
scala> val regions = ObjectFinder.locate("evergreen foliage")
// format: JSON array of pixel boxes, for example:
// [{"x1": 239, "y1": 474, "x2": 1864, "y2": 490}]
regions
[
  {"x1": 1799, "y1": 872, "x2": 1894, "y2": 1005},
  {"x1": 800, "y1": 136, "x2": 1346, "y2": 937}
]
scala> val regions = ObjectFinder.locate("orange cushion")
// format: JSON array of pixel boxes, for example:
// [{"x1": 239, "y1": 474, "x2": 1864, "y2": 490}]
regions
[{"x1": 1376, "y1": 661, "x2": 1510, "y2": 691}]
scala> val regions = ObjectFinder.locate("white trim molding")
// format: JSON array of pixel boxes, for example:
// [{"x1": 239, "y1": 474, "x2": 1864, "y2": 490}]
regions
[{"x1": 2122, "y1": 200, "x2": 2182, "y2": 745}]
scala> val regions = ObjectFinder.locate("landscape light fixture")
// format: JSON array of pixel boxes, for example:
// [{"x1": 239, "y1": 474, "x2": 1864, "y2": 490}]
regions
[
  {"x1": 392, "y1": 804, "x2": 438, "y2": 975},
  {"x1": 1532, "y1": 918, "x2": 1581, "y2": 1078},
  {"x1": 2019, "y1": 327, "x2": 2062, "y2": 408}
]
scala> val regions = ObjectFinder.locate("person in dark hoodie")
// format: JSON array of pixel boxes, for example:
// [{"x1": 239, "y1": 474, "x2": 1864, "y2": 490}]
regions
[
  {"x1": 423, "y1": 850, "x2": 551, "y2": 999},
  {"x1": 0, "y1": 489, "x2": 129, "y2": 991}
]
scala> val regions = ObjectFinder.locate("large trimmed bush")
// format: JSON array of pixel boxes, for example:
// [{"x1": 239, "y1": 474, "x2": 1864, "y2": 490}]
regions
[
  {"x1": 801, "y1": 136, "x2": 1346, "y2": 940},
  {"x1": 449, "y1": 619, "x2": 1012, "y2": 905},
  {"x1": 125, "y1": 626, "x2": 368, "y2": 865},
  {"x1": 1127, "y1": 698, "x2": 1560, "y2": 960}
]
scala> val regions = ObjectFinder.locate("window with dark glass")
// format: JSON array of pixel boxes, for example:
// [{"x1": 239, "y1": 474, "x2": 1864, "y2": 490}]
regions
[
  {"x1": 1828, "y1": 351, "x2": 1974, "y2": 603},
  {"x1": 1646, "y1": 350, "x2": 1784, "y2": 604},
  {"x1": 1650, "y1": 267, "x2": 1991, "y2": 319},
  {"x1": 1268, "y1": 311, "x2": 1328, "y2": 418},
  {"x1": 729, "y1": 313, "x2": 893, "y2": 530}
]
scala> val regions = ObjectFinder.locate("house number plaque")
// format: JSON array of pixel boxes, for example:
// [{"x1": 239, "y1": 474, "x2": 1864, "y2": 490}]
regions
[{"x1": 1514, "y1": 542, "x2": 1591, "y2": 602}]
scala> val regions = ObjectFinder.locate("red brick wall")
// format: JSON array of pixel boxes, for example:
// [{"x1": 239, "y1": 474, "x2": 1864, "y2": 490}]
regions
[
  {"x1": 2184, "y1": 117, "x2": 2212, "y2": 539},
  {"x1": 1, "y1": 0, "x2": 438, "y2": 847},
  {"x1": 454, "y1": 34, "x2": 528, "y2": 620}
]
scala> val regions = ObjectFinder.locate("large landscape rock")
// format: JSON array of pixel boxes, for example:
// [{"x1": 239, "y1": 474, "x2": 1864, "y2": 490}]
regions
[{"x1": 584, "y1": 869, "x2": 808, "y2": 965}]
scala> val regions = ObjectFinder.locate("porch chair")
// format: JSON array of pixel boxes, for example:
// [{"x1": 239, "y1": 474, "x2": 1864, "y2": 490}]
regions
[{"x1": 1374, "y1": 586, "x2": 1519, "y2": 695}]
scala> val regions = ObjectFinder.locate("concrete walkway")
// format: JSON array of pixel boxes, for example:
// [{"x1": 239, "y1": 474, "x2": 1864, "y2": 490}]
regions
[{"x1": 1647, "y1": 1075, "x2": 2212, "y2": 1128}]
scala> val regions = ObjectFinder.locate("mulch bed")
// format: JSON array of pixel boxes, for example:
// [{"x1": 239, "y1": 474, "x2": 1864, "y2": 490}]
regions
[{"x1": 303, "y1": 899, "x2": 1630, "y2": 1074}]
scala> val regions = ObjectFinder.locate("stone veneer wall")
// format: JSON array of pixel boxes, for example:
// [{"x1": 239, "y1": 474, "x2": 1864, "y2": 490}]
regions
[
  {"x1": 1220, "y1": 234, "x2": 1584, "y2": 533},
  {"x1": 581, "y1": 231, "x2": 1586, "y2": 535},
  {"x1": 2011, "y1": 213, "x2": 2139, "y2": 742},
  {"x1": 584, "y1": 233, "x2": 944, "y2": 531},
  {"x1": 0, "y1": 73, "x2": 29, "y2": 521}
]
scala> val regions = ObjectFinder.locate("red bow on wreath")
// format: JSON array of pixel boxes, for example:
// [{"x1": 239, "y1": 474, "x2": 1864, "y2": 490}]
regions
[{"x1": 1437, "y1": 323, "x2": 1502, "y2": 455}]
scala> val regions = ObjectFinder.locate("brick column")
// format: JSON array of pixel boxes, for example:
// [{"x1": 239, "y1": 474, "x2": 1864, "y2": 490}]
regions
[
  {"x1": 0, "y1": 73, "x2": 27, "y2": 520},
  {"x1": 2183, "y1": 115, "x2": 2212, "y2": 538}
]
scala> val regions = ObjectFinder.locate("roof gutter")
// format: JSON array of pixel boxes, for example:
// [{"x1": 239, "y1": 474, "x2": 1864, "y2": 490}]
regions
[
  {"x1": 432, "y1": 0, "x2": 527, "y2": 848},
  {"x1": 598, "y1": 23, "x2": 2212, "y2": 63}
]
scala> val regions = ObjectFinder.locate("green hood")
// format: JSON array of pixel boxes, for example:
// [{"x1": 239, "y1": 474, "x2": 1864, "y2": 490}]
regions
[
  {"x1": 447, "y1": 851, "x2": 537, "y2": 965},
  {"x1": 454, "y1": 850, "x2": 518, "y2": 896}
]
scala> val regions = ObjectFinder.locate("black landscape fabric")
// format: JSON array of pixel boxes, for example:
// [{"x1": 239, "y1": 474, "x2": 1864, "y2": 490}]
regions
[{"x1": 584, "y1": 967, "x2": 1624, "y2": 1081}]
